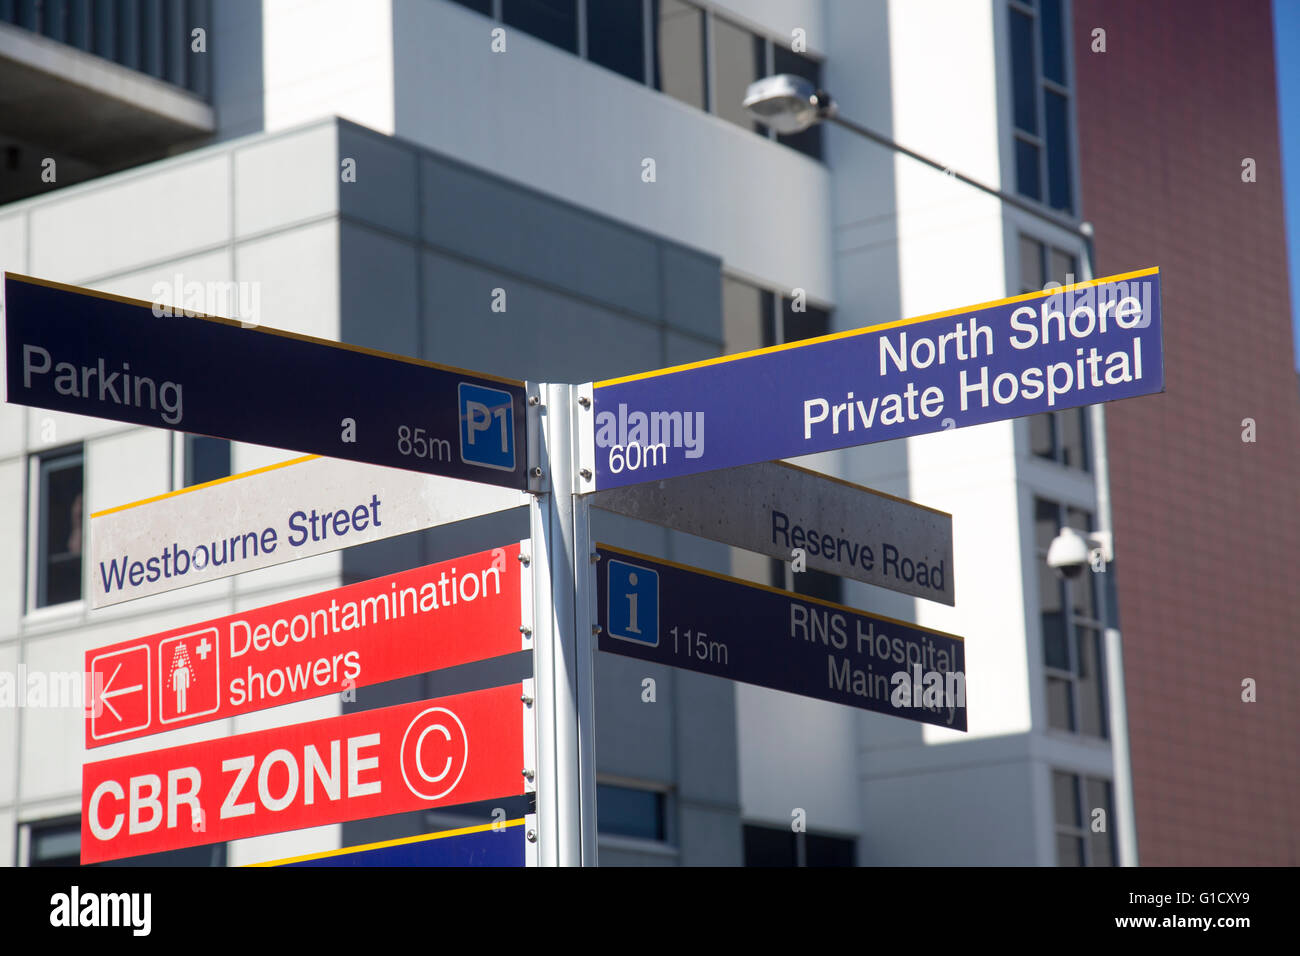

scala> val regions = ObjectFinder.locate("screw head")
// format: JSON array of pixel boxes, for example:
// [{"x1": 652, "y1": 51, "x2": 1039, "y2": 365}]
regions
[
  {"x1": 577, "y1": 396, "x2": 591, "y2": 408},
  {"x1": 526, "y1": 829, "x2": 537, "y2": 843},
  {"x1": 580, "y1": 468, "x2": 592, "y2": 480},
  {"x1": 530, "y1": 466, "x2": 543, "y2": 479},
  {"x1": 528, "y1": 395, "x2": 540, "y2": 406}
]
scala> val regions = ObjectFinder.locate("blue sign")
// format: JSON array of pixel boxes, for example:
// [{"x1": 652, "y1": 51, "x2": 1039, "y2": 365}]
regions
[
  {"x1": 597, "y1": 545, "x2": 968, "y2": 730},
  {"x1": 606, "y1": 558, "x2": 659, "y2": 646},
  {"x1": 458, "y1": 382, "x2": 516, "y2": 471},
  {"x1": 590, "y1": 269, "x2": 1163, "y2": 489},
  {"x1": 269, "y1": 820, "x2": 528, "y2": 867},
  {"x1": 3, "y1": 274, "x2": 528, "y2": 489}
]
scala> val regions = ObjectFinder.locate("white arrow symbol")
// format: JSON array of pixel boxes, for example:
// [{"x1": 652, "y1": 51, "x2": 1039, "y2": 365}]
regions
[{"x1": 99, "y1": 661, "x2": 143, "y2": 723}]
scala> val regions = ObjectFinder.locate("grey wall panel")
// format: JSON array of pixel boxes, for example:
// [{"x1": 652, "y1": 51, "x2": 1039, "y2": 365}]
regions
[
  {"x1": 338, "y1": 122, "x2": 420, "y2": 238},
  {"x1": 420, "y1": 153, "x2": 663, "y2": 321}
]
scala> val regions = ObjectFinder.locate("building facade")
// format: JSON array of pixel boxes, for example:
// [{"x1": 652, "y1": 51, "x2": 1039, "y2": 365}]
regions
[{"x1": 1, "y1": 0, "x2": 1286, "y2": 866}]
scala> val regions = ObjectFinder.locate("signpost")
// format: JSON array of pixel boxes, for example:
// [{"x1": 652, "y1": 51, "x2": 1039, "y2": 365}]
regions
[
  {"x1": 90, "y1": 454, "x2": 530, "y2": 607},
  {"x1": 81, "y1": 683, "x2": 533, "y2": 864},
  {"x1": 596, "y1": 544, "x2": 967, "y2": 730},
  {"x1": 86, "y1": 543, "x2": 528, "y2": 747},
  {"x1": 2, "y1": 274, "x2": 528, "y2": 488},
  {"x1": 592, "y1": 460, "x2": 954, "y2": 605},
  {"x1": 257, "y1": 818, "x2": 535, "y2": 867},
  {"x1": 579, "y1": 269, "x2": 1163, "y2": 491}
]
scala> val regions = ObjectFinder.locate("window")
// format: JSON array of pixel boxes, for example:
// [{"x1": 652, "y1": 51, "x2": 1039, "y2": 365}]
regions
[
  {"x1": 772, "y1": 561, "x2": 842, "y2": 606},
  {"x1": 712, "y1": 14, "x2": 765, "y2": 132},
  {"x1": 587, "y1": 0, "x2": 645, "y2": 83},
  {"x1": 1053, "y1": 771, "x2": 1116, "y2": 866},
  {"x1": 1020, "y1": 235, "x2": 1088, "y2": 470},
  {"x1": 35, "y1": 447, "x2": 83, "y2": 608},
  {"x1": 773, "y1": 44, "x2": 823, "y2": 159},
  {"x1": 23, "y1": 816, "x2": 227, "y2": 866},
  {"x1": 184, "y1": 435, "x2": 231, "y2": 487},
  {"x1": 454, "y1": 1, "x2": 821, "y2": 158},
  {"x1": 653, "y1": 0, "x2": 707, "y2": 110},
  {"x1": 597, "y1": 784, "x2": 666, "y2": 841},
  {"x1": 502, "y1": 0, "x2": 578, "y2": 54},
  {"x1": 1007, "y1": 0, "x2": 1075, "y2": 213},
  {"x1": 1035, "y1": 498, "x2": 1106, "y2": 737},
  {"x1": 27, "y1": 818, "x2": 81, "y2": 867},
  {"x1": 743, "y1": 824, "x2": 855, "y2": 866},
  {"x1": 722, "y1": 276, "x2": 831, "y2": 354}
]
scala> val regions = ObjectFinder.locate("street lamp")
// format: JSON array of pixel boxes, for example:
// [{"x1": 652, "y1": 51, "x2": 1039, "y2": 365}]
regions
[{"x1": 745, "y1": 76, "x2": 1138, "y2": 867}]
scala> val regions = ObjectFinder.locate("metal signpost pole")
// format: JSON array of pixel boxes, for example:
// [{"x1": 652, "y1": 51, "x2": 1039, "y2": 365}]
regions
[{"x1": 530, "y1": 382, "x2": 598, "y2": 866}]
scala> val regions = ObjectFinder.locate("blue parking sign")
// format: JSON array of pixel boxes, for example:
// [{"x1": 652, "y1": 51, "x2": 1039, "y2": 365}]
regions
[
  {"x1": 459, "y1": 382, "x2": 516, "y2": 471},
  {"x1": 607, "y1": 559, "x2": 658, "y2": 646}
]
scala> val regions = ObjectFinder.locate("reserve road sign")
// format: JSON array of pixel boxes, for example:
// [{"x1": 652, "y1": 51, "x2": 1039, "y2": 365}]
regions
[
  {"x1": 256, "y1": 818, "x2": 534, "y2": 867},
  {"x1": 85, "y1": 542, "x2": 528, "y2": 747},
  {"x1": 582, "y1": 268, "x2": 1162, "y2": 490},
  {"x1": 592, "y1": 460, "x2": 954, "y2": 605},
  {"x1": 596, "y1": 545, "x2": 967, "y2": 730},
  {"x1": 90, "y1": 454, "x2": 530, "y2": 607},
  {"x1": 3, "y1": 273, "x2": 527, "y2": 488},
  {"x1": 81, "y1": 683, "x2": 532, "y2": 864}
]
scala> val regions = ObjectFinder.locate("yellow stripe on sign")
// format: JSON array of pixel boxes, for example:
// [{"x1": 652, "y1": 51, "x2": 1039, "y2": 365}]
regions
[
  {"x1": 594, "y1": 267, "x2": 1161, "y2": 388},
  {"x1": 246, "y1": 818, "x2": 527, "y2": 867},
  {"x1": 90, "y1": 454, "x2": 320, "y2": 519}
]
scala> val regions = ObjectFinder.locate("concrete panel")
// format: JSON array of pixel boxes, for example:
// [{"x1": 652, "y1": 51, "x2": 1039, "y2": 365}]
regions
[
  {"x1": 678, "y1": 804, "x2": 743, "y2": 866},
  {"x1": 674, "y1": 669, "x2": 740, "y2": 807},
  {"x1": 0, "y1": 643, "x2": 17, "y2": 805},
  {"x1": 235, "y1": 124, "x2": 339, "y2": 237},
  {"x1": 234, "y1": 219, "x2": 340, "y2": 339},
  {"x1": 29, "y1": 155, "x2": 231, "y2": 281},
  {"x1": 0, "y1": 212, "x2": 28, "y2": 273},
  {"x1": 338, "y1": 122, "x2": 420, "y2": 238},
  {"x1": 339, "y1": 223, "x2": 420, "y2": 357},
  {"x1": 660, "y1": 242, "x2": 722, "y2": 343},
  {"x1": 229, "y1": 824, "x2": 342, "y2": 866},
  {"x1": 0, "y1": 462, "x2": 23, "y2": 640},
  {"x1": 420, "y1": 153, "x2": 663, "y2": 320},
  {"x1": 860, "y1": 751, "x2": 1039, "y2": 865},
  {"x1": 0, "y1": 810, "x2": 13, "y2": 866},
  {"x1": 598, "y1": 842, "x2": 679, "y2": 867},
  {"x1": 93, "y1": 249, "x2": 236, "y2": 316},
  {"x1": 85, "y1": 428, "x2": 171, "y2": 516},
  {"x1": 420, "y1": 250, "x2": 661, "y2": 384},
  {"x1": 594, "y1": 651, "x2": 674, "y2": 784}
]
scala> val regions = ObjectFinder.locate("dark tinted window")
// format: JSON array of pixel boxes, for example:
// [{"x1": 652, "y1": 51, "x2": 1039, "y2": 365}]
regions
[
  {"x1": 743, "y1": 825, "x2": 795, "y2": 866},
  {"x1": 1015, "y1": 137, "x2": 1041, "y2": 200},
  {"x1": 37, "y1": 449, "x2": 83, "y2": 607},
  {"x1": 1009, "y1": 7, "x2": 1037, "y2": 133},
  {"x1": 1044, "y1": 89, "x2": 1073, "y2": 212},
  {"x1": 588, "y1": 0, "x2": 645, "y2": 83},
  {"x1": 184, "y1": 435, "x2": 231, "y2": 487},
  {"x1": 1039, "y1": 0, "x2": 1065, "y2": 83},
  {"x1": 774, "y1": 44, "x2": 824, "y2": 159},
  {"x1": 806, "y1": 832, "x2": 855, "y2": 866},
  {"x1": 597, "y1": 784, "x2": 665, "y2": 841},
  {"x1": 782, "y1": 296, "x2": 831, "y2": 343},
  {"x1": 502, "y1": 0, "x2": 578, "y2": 54},
  {"x1": 447, "y1": 0, "x2": 493, "y2": 14}
]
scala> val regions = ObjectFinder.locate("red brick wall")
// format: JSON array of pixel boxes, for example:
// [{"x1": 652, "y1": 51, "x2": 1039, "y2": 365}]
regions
[{"x1": 1073, "y1": 0, "x2": 1300, "y2": 864}]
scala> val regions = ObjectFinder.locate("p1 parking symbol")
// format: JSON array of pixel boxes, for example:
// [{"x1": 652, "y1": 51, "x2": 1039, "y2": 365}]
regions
[
  {"x1": 458, "y1": 382, "x2": 515, "y2": 472},
  {"x1": 607, "y1": 560, "x2": 659, "y2": 647}
]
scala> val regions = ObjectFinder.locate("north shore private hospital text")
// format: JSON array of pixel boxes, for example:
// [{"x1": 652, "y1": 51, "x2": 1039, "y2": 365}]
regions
[{"x1": 802, "y1": 289, "x2": 1150, "y2": 440}]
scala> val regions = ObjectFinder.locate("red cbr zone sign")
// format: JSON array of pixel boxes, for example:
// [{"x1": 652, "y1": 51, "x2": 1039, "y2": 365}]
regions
[
  {"x1": 80, "y1": 684, "x2": 528, "y2": 864},
  {"x1": 85, "y1": 543, "x2": 524, "y2": 747}
]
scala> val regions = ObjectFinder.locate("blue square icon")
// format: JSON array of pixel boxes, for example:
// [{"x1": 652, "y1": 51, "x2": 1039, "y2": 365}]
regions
[
  {"x1": 458, "y1": 382, "x2": 516, "y2": 471},
  {"x1": 607, "y1": 560, "x2": 659, "y2": 647}
]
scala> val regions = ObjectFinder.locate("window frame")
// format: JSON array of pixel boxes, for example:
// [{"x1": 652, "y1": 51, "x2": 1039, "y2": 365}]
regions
[
  {"x1": 29, "y1": 444, "x2": 85, "y2": 613},
  {"x1": 1035, "y1": 497, "x2": 1107, "y2": 738},
  {"x1": 1007, "y1": 0, "x2": 1077, "y2": 214},
  {"x1": 1052, "y1": 770, "x2": 1116, "y2": 866}
]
